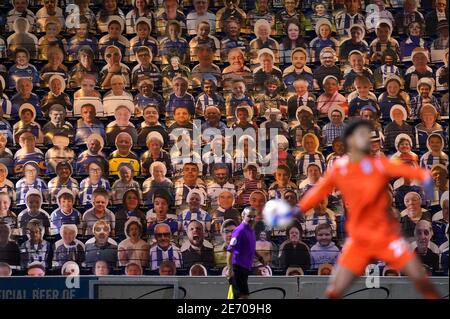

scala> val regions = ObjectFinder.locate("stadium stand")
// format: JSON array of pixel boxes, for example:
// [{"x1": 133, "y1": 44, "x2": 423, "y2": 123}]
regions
[{"x1": 0, "y1": 0, "x2": 448, "y2": 282}]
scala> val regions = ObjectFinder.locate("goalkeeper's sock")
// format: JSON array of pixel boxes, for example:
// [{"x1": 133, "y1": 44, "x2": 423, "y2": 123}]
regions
[
  {"x1": 415, "y1": 277, "x2": 440, "y2": 299},
  {"x1": 325, "y1": 288, "x2": 342, "y2": 299}
]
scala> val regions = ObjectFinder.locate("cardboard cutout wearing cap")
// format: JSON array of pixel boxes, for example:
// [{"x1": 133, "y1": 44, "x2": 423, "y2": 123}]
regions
[
  {"x1": 56, "y1": 188, "x2": 75, "y2": 201},
  {"x1": 86, "y1": 133, "x2": 105, "y2": 152},
  {"x1": 319, "y1": 47, "x2": 337, "y2": 58},
  {"x1": 257, "y1": 48, "x2": 275, "y2": 61},
  {"x1": 235, "y1": 104, "x2": 254, "y2": 121},
  {"x1": 18, "y1": 103, "x2": 37, "y2": 122},
  {"x1": 15, "y1": 76, "x2": 33, "y2": 92},
  {"x1": 254, "y1": 19, "x2": 272, "y2": 37},
  {"x1": 389, "y1": 104, "x2": 408, "y2": 122},
  {"x1": 146, "y1": 131, "x2": 164, "y2": 146},
  {"x1": 0, "y1": 163, "x2": 9, "y2": 175},
  {"x1": 48, "y1": 74, "x2": 66, "y2": 93},
  {"x1": 286, "y1": 266, "x2": 304, "y2": 276},
  {"x1": 318, "y1": 263, "x2": 333, "y2": 275},
  {"x1": 295, "y1": 105, "x2": 313, "y2": 123},
  {"x1": 348, "y1": 49, "x2": 364, "y2": 58},
  {"x1": 135, "y1": 45, "x2": 153, "y2": 62},
  {"x1": 384, "y1": 74, "x2": 403, "y2": 87},
  {"x1": 134, "y1": 16, "x2": 152, "y2": 33},
  {"x1": 328, "y1": 105, "x2": 345, "y2": 121},
  {"x1": 137, "y1": 77, "x2": 154, "y2": 88},
  {"x1": 103, "y1": 96, "x2": 135, "y2": 117},
  {"x1": 290, "y1": 47, "x2": 309, "y2": 62},
  {"x1": 55, "y1": 160, "x2": 73, "y2": 174},
  {"x1": 243, "y1": 162, "x2": 260, "y2": 174},
  {"x1": 271, "y1": 134, "x2": 289, "y2": 150},
  {"x1": 322, "y1": 75, "x2": 339, "y2": 86},
  {"x1": 411, "y1": 47, "x2": 429, "y2": 62},
  {"x1": 107, "y1": 15, "x2": 125, "y2": 34},
  {"x1": 426, "y1": 133, "x2": 445, "y2": 152},
  {"x1": 44, "y1": 16, "x2": 63, "y2": 33},
  {"x1": 204, "y1": 105, "x2": 221, "y2": 115},
  {"x1": 24, "y1": 188, "x2": 43, "y2": 211},
  {"x1": 360, "y1": 104, "x2": 378, "y2": 115},
  {"x1": 375, "y1": 19, "x2": 393, "y2": 34},
  {"x1": 186, "y1": 188, "x2": 206, "y2": 204},
  {"x1": 394, "y1": 133, "x2": 413, "y2": 152},
  {"x1": 264, "y1": 108, "x2": 282, "y2": 120},
  {"x1": 349, "y1": 24, "x2": 366, "y2": 39},
  {"x1": 420, "y1": 103, "x2": 438, "y2": 117},
  {"x1": 315, "y1": 18, "x2": 332, "y2": 36},
  {"x1": 149, "y1": 161, "x2": 167, "y2": 177},
  {"x1": 416, "y1": 77, "x2": 435, "y2": 95},
  {"x1": 117, "y1": 161, "x2": 135, "y2": 175}
]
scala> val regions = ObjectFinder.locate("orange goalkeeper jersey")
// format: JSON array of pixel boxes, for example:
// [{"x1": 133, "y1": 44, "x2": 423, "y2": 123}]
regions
[{"x1": 299, "y1": 155, "x2": 430, "y2": 243}]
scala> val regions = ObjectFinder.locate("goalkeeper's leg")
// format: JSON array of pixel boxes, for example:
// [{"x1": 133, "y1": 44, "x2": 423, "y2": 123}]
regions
[
  {"x1": 325, "y1": 239, "x2": 368, "y2": 298},
  {"x1": 325, "y1": 264, "x2": 358, "y2": 299},
  {"x1": 401, "y1": 257, "x2": 440, "y2": 299}
]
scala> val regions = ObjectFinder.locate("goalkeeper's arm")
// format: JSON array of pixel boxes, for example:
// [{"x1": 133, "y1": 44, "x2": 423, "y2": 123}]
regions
[
  {"x1": 298, "y1": 169, "x2": 336, "y2": 213},
  {"x1": 380, "y1": 157, "x2": 435, "y2": 202}
]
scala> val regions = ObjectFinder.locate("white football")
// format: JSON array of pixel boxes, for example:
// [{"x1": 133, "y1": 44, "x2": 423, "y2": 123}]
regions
[{"x1": 262, "y1": 199, "x2": 294, "y2": 228}]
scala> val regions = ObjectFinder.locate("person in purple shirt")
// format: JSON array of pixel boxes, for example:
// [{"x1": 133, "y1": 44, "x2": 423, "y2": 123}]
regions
[{"x1": 226, "y1": 206, "x2": 264, "y2": 299}]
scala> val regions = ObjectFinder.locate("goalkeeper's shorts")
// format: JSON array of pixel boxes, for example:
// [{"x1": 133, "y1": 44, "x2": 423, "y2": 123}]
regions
[{"x1": 339, "y1": 235, "x2": 415, "y2": 276}]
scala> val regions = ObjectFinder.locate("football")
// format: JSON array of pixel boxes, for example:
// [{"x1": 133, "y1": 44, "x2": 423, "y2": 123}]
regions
[{"x1": 262, "y1": 199, "x2": 294, "y2": 228}]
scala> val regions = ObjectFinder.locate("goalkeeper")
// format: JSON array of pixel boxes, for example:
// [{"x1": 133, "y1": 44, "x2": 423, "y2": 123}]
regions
[{"x1": 297, "y1": 120, "x2": 440, "y2": 299}]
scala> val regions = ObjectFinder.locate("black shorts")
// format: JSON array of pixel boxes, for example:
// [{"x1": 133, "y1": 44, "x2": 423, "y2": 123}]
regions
[{"x1": 231, "y1": 265, "x2": 251, "y2": 298}]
